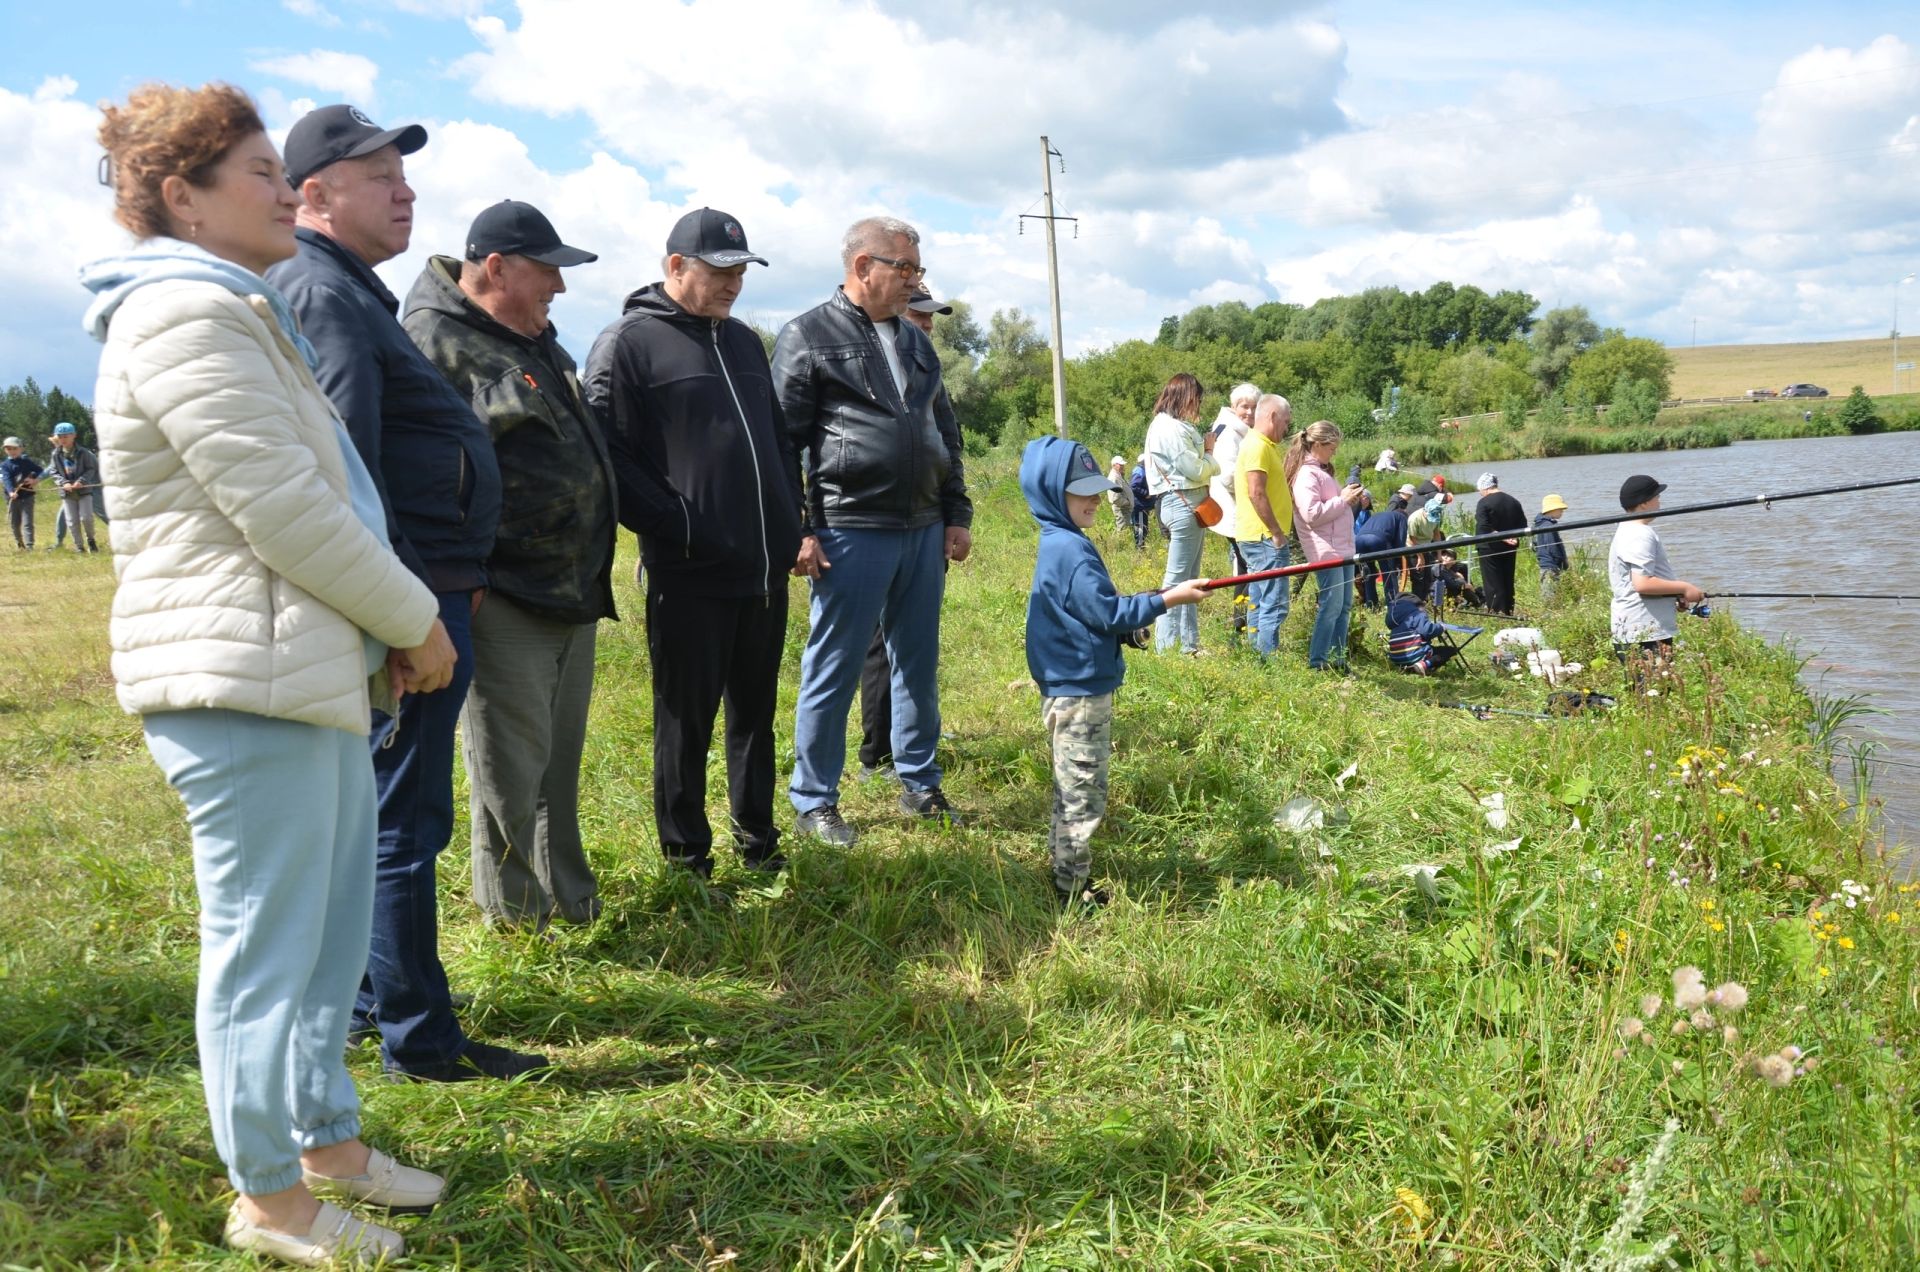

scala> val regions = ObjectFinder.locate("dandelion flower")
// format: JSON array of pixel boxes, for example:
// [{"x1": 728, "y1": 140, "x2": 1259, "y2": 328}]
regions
[
  {"x1": 1709, "y1": 983, "x2": 1748, "y2": 1013},
  {"x1": 1837, "y1": 936, "x2": 1854, "y2": 951},
  {"x1": 1640, "y1": 993, "x2": 1663, "y2": 1018}
]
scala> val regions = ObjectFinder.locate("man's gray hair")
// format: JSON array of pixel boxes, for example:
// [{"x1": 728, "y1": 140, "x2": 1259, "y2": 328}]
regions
[
  {"x1": 842, "y1": 216, "x2": 920, "y2": 270},
  {"x1": 1256, "y1": 393, "x2": 1291, "y2": 424},
  {"x1": 1230, "y1": 382, "x2": 1261, "y2": 405}
]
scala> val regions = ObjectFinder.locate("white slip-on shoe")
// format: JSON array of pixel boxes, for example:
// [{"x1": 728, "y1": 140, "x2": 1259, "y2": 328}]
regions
[
  {"x1": 303, "y1": 1147, "x2": 446, "y2": 1213},
  {"x1": 224, "y1": 1199, "x2": 402, "y2": 1266}
]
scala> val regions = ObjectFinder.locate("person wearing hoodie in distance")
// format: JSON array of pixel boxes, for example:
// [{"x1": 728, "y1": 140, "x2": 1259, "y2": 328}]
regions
[
  {"x1": 402, "y1": 200, "x2": 617, "y2": 928},
  {"x1": 1532, "y1": 493, "x2": 1570, "y2": 600},
  {"x1": 82, "y1": 82, "x2": 453, "y2": 1265},
  {"x1": 585, "y1": 209, "x2": 804, "y2": 880},
  {"x1": 1021, "y1": 436, "x2": 1211, "y2": 908}
]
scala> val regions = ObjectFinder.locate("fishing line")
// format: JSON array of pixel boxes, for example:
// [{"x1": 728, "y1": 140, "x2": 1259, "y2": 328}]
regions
[
  {"x1": 1707, "y1": 592, "x2": 1920, "y2": 602},
  {"x1": 1202, "y1": 474, "x2": 1920, "y2": 590}
]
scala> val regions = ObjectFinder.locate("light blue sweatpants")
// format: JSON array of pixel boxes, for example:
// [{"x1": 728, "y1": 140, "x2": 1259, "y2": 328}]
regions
[{"x1": 143, "y1": 708, "x2": 375, "y2": 1196}]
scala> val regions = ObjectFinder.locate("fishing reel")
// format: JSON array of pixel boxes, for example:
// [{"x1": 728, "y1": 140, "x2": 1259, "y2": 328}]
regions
[
  {"x1": 1121, "y1": 625, "x2": 1153, "y2": 651},
  {"x1": 1688, "y1": 602, "x2": 1713, "y2": 619}
]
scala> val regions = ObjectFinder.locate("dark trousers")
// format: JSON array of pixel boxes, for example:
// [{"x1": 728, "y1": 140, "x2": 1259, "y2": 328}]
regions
[
  {"x1": 1479, "y1": 548, "x2": 1518, "y2": 614},
  {"x1": 8, "y1": 493, "x2": 32, "y2": 546},
  {"x1": 1613, "y1": 638, "x2": 1674, "y2": 693},
  {"x1": 647, "y1": 583, "x2": 788, "y2": 869},
  {"x1": 1129, "y1": 501, "x2": 1153, "y2": 549},
  {"x1": 858, "y1": 624, "x2": 892, "y2": 770},
  {"x1": 357, "y1": 588, "x2": 474, "y2": 1070}
]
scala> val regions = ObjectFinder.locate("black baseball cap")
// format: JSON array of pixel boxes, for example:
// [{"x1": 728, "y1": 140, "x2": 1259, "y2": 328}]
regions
[
  {"x1": 1064, "y1": 443, "x2": 1120, "y2": 496},
  {"x1": 665, "y1": 207, "x2": 767, "y2": 268},
  {"x1": 907, "y1": 287, "x2": 953, "y2": 316},
  {"x1": 465, "y1": 200, "x2": 598, "y2": 267},
  {"x1": 284, "y1": 104, "x2": 427, "y2": 187},
  {"x1": 1619, "y1": 474, "x2": 1667, "y2": 509}
]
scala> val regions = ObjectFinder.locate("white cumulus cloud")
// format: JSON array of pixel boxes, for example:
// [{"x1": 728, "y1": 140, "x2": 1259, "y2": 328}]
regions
[{"x1": 250, "y1": 49, "x2": 381, "y2": 107}]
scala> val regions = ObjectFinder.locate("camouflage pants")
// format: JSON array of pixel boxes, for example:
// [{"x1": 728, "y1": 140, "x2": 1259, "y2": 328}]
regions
[{"x1": 1043, "y1": 692, "x2": 1113, "y2": 892}]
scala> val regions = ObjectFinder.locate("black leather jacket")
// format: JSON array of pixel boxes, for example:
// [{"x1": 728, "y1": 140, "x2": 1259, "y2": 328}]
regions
[{"x1": 771, "y1": 288, "x2": 971, "y2": 533}]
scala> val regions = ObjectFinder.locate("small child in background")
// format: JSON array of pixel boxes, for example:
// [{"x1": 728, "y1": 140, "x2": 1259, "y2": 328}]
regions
[
  {"x1": 1532, "y1": 493, "x2": 1569, "y2": 599},
  {"x1": 1021, "y1": 437, "x2": 1209, "y2": 908}
]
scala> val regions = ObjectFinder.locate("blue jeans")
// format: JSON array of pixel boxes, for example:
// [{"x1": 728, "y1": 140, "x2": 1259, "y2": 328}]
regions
[
  {"x1": 1239, "y1": 538, "x2": 1292, "y2": 656},
  {"x1": 143, "y1": 709, "x2": 374, "y2": 1196},
  {"x1": 1155, "y1": 493, "x2": 1205, "y2": 651},
  {"x1": 356, "y1": 588, "x2": 474, "y2": 1070},
  {"x1": 1309, "y1": 562, "x2": 1356, "y2": 668},
  {"x1": 790, "y1": 524, "x2": 946, "y2": 812}
]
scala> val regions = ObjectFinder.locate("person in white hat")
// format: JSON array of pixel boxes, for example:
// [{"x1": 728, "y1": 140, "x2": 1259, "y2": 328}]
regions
[
  {"x1": 1471, "y1": 472, "x2": 1526, "y2": 614},
  {"x1": 1105, "y1": 454, "x2": 1129, "y2": 529}
]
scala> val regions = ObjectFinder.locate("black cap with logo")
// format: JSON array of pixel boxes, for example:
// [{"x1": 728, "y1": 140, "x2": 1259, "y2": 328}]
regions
[
  {"x1": 464, "y1": 200, "x2": 598, "y2": 267},
  {"x1": 665, "y1": 207, "x2": 768, "y2": 268},
  {"x1": 284, "y1": 105, "x2": 427, "y2": 187}
]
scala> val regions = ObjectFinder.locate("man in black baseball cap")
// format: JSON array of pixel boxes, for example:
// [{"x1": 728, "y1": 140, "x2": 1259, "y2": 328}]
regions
[
  {"x1": 282, "y1": 104, "x2": 427, "y2": 189},
  {"x1": 401, "y1": 200, "x2": 614, "y2": 934},
  {"x1": 267, "y1": 111, "x2": 544, "y2": 1083},
  {"x1": 905, "y1": 286, "x2": 954, "y2": 324},
  {"x1": 582, "y1": 209, "x2": 802, "y2": 881}
]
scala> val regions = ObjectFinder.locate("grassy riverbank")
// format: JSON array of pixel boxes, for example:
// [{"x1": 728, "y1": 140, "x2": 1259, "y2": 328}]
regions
[{"x1": 3, "y1": 464, "x2": 1916, "y2": 1269}]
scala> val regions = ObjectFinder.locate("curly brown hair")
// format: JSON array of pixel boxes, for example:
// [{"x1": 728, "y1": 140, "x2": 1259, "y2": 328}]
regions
[{"x1": 98, "y1": 83, "x2": 265, "y2": 240}]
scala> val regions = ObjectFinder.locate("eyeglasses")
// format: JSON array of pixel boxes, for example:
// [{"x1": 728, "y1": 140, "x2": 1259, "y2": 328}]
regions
[{"x1": 868, "y1": 254, "x2": 927, "y2": 281}]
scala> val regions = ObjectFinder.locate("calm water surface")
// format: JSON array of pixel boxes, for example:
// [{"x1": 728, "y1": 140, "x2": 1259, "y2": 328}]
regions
[{"x1": 1431, "y1": 433, "x2": 1919, "y2": 860}]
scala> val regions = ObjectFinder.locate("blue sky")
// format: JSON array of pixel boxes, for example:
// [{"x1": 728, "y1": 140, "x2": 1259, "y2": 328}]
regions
[{"x1": 3, "y1": 1, "x2": 1916, "y2": 399}]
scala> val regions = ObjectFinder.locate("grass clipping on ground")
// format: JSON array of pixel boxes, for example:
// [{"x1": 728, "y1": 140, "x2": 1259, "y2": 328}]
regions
[{"x1": 1, "y1": 459, "x2": 1914, "y2": 1270}]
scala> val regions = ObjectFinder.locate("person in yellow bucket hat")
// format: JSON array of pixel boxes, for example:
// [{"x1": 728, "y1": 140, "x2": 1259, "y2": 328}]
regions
[{"x1": 1533, "y1": 493, "x2": 1570, "y2": 600}]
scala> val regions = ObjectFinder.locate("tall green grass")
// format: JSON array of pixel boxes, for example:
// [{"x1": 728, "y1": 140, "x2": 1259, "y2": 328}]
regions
[{"x1": 1, "y1": 467, "x2": 1915, "y2": 1268}]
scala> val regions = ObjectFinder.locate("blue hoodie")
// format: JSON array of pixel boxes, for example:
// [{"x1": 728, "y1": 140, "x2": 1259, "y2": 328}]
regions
[{"x1": 1022, "y1": 436, "x2": 1167, "y2": 697}]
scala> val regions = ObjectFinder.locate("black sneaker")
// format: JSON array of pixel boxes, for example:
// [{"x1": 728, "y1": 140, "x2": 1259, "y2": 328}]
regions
[
  {"x1": 1055, "y1": 882, "x2": 1111, "y2": 911},
  {"x1": 663, "y1": 850, "x2": 715, "y2": 880},
  {"x1": 387, "y1": 1040, "x2": 550, "y2": 1084},
  {"x1": 741, "y1": 847, "x2": 787, "y2": 874},
  {"x1": 899, "y1": 787, "x2": 963, "y2": 826},
  {"x1": 795, "y1": 804, "x2": 857, "y2": 846}
]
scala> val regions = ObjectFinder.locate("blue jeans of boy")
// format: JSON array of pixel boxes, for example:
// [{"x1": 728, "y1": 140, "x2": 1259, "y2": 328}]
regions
[
  {"x1": 1309, "y1": 562, "x2": 1356, "y2": 668},
  {"x1": 356, "y1": 588, "x2": 475, "y2": 1070},
  {"x1": 790, "y1": 524, "x2": 946, "y2": 812},
  {"x1": 144, "y1": 708, "x2": 374, "y2": 1195},
  {"x1": 1239, "y1": 538, "x2": 1292, "y2": 656}
]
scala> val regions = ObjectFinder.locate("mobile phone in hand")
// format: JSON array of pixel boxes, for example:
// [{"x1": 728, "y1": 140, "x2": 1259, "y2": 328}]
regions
[{"x1": 1346, "y1": 463, "x2": 1361, "y2": 487}]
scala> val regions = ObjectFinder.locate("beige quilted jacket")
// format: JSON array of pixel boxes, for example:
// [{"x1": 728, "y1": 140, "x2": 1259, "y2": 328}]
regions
[{"x1": 92, "y1": 279, "x2": 439, "y2": 734}]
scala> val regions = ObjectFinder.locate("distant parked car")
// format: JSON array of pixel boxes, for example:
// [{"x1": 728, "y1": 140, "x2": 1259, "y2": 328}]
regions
[
  {"x1": 1781, "y1": 383, "x2": 1829, "y2": 398},
  {"x1": 1745, "y1": 387, "x2": 1777, "y2": 399}
]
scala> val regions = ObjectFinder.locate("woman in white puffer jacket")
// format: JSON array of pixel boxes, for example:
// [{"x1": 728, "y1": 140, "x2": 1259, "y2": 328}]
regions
[{"x1": 82, "y1": 83, "x2": 455, "y2": 1267}]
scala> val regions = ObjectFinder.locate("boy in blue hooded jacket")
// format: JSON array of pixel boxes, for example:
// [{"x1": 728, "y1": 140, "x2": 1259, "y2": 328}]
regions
[{"x1": 1021, "y1": 437, "x2": 1209, "y2": 907}]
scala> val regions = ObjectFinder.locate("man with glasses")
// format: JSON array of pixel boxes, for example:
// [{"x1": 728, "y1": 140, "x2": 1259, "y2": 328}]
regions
[
  {"x1": 586, "y1": 209, "x2": 804, "y2": 879},
  {"x1": 774, "y1": 217, "x2": 973, "y2": 846}
]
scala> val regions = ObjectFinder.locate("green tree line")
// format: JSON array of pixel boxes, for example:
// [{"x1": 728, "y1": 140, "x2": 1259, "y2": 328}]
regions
[{"x1": 1, "y1": 378, "x2": 97, "y2": 452}]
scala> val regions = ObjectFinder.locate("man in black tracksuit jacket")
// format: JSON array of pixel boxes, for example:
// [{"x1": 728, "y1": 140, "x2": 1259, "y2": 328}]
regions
[{"x1": 583, "y1": 209, "x2": 804, "y2": 878}]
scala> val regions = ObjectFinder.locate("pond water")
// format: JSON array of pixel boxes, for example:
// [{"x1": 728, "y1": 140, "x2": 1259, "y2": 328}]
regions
[{"x1": 1424, "y1": 432, "x2": 1919, "y2": 863}]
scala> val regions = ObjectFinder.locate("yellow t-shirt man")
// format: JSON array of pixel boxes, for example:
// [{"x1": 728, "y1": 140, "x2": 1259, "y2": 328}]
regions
[{"x1": 1234, "y1": 430, "x2": 1293, "y2": 544}]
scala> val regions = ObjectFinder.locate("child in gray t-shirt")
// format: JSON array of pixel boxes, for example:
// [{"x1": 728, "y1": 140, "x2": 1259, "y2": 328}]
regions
[{"x1": 1606, "y1": 474, "x2": 1703, "y2": 688}]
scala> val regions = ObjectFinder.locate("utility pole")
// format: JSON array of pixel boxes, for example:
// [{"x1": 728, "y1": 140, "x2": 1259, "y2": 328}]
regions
[{"x1": 1020, "y1": 137, "x2": 1076, "y2": 437}]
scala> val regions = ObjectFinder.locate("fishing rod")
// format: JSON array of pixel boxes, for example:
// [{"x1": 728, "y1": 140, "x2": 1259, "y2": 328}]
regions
[
  {"x1": 1202, "y1": 473, "x2": 1920, "y2": 590},
  {"x1": 1706, "y1": 591, "x2": 1920, "y2": 602},
  {"x1": 1440, "y1": 701, "x2": 1554, "y2": 721}
]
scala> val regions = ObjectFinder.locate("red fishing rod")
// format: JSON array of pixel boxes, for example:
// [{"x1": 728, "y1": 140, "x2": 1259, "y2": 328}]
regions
[{"x1": 1200, "y1": 473, "x2": 1920, "y2": 590}]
